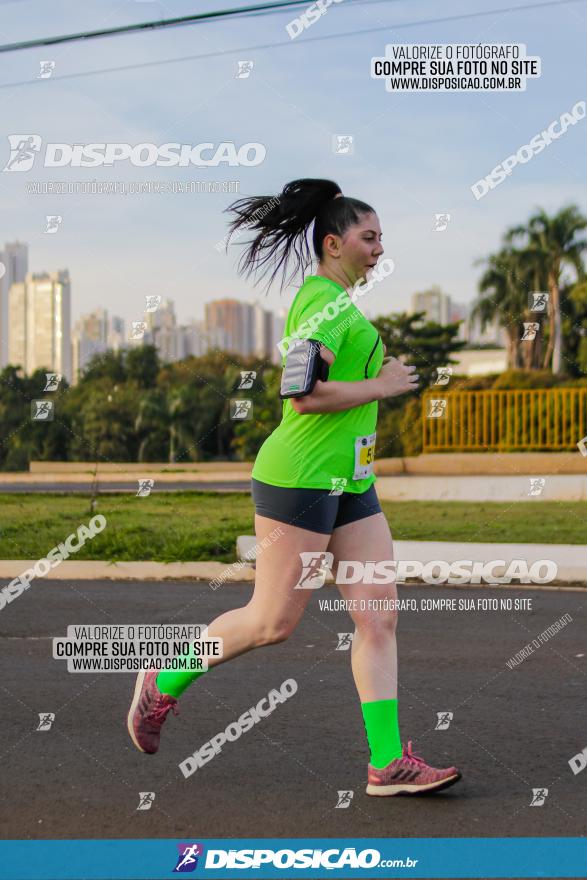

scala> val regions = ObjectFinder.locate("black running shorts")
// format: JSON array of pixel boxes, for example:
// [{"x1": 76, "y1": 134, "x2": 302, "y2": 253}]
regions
[{"x1": 251, "y1": 478, "x2": 382, "y2": 535}]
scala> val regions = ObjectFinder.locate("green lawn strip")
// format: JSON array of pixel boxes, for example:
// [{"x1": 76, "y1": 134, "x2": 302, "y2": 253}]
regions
[{"x1": 0, "y1": 493, "x2": 583, "y2": 562}]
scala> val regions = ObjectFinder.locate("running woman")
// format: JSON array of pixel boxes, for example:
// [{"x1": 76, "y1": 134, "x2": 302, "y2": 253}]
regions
[{"x1": 127, "y1": 178, "x2": 461, "y2": 796}]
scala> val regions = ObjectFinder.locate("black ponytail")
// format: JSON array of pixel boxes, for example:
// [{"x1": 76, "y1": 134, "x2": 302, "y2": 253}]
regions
[{"x1": 223, "y1": 178, "x2": 375, "y2": 292}]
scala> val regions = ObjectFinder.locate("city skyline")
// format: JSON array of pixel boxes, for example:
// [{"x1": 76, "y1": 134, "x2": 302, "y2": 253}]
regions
[
  {"x1": 1, "y1": 1, "x2": 584, "y2": 331},
  {"x1": 0, "y1": 235, "x2": 507, "y2": 384}
]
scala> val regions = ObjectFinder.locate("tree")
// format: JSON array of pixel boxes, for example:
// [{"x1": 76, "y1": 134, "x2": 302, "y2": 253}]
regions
[
  {"x1": 564, "y1": 280, "x2": 587, "y2": 376},
  {"x1": 505, "y1": 205, "x2": 587, "y2": 373},
  {"x1": 126, "y1": 345, "x2": 160, "y2": 388},
  {"x1": 373, "y1": 311, "x2": 466, "y2": 389},
  {"x1": 80, "y1": 350, "x2": 126, "y2": 384},
  {"x1": 472, "y1": 247, "x2": 546, "y2": 370}
]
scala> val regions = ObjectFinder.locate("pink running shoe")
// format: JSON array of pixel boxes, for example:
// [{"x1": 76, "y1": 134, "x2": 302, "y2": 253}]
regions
[
  {"x1": 127, "y1": 668, "x2": 179, "y2": 754},
  {"x1": 366, "y1": 740, "x2": 461, "y2": 796}
]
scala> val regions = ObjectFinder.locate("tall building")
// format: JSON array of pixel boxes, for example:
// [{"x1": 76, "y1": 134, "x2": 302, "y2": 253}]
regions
[
  {"x1": 465, "y1": 307, "x2": 507, "y2": 347},
  {"x1": 177, "y1": 320, "x2": 228, "y2": 358},
  {"x1": 271, "y1": 308, "x2": 286, "y2": 365},
  {"x1": 149, "y1": 298, "x2": 178, "y2": 363},
  {"x1": 71, "y1": 308, "x2": 124, "y2": 380},
  {"x1": 9, "y1": 270, "x2": 72, "y2": 382},
  {"x1": 205, "y1": 299, "x2": 254, "y2": 356},
  {"x1": 0, "y1": 241, "x2": 28, "y2": 367},
  {"x1": 108, "y1": 315, "x2": 126, "y2": 351},
  {"x1": 410, "y1": 285, "x2": 452, "y2": 325},
  {"x1": 449, "y1": 301, "x2": 469, "y2": 341},
  {"x1": 252, "y1": 301, "x2": 274, "y2": 359},
  {"x1": 72, "y1": 308, "x2": 108, "y2": 378}
]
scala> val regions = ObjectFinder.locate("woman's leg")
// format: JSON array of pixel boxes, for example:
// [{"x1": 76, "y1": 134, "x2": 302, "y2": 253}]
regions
[
  {"x1": 204, "y1": 513, "x2": 332, "y2": 662},
  {"x1": 327, "y1": 511, "x2": 398, "y2": 701},
  {"x1": 155, "y1": 513, "x2": 332, "y2": 697},
  {"x1": 326, "y1": 511, "x2": 402, "y2": 767}
]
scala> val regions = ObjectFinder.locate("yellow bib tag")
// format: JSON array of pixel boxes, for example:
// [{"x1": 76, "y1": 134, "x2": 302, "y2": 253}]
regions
[{"x1": 353, "y1": 432, "x2": 376, "y2": 480}]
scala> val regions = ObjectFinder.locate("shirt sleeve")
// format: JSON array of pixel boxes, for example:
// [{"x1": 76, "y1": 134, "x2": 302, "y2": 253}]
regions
[{"x1": 291, "y1": 285, "x2": 353, "y2": 359}]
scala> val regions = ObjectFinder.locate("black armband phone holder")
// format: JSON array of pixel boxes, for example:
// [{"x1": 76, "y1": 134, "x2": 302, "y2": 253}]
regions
[{"x1": 279, "y1": 338, "x2": 330, "y2": 399}]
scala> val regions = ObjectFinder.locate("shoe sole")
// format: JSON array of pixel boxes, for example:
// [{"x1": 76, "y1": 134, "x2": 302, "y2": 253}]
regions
[
  {"x1": 126, "y1": 668, "x2": 149, "y2": 753},
  {"x1": 366, "y1": 772, "x2": 461, "y2": 796}
]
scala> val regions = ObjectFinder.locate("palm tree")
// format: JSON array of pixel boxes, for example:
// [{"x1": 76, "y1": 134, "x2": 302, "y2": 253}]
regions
[
  {"x1": 135, "y1": 387, "x2": 195, "y2": 463},
  {"x1": 472, "y1": 248, "x2": 529, "y2": 369},
  {"x1": 505, "y1": 206, "x2": 587, "y2": 373}
]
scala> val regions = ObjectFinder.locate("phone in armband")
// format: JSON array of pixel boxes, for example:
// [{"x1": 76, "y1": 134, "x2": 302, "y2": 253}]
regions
[{"x1": 279, "y1": 338, "x2": 329, "y2": 399}]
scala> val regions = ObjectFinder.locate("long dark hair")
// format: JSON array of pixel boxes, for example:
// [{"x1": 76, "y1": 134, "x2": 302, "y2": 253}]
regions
[{"x1": 223, "y1": 178, "x2": 375, "y2": 291}]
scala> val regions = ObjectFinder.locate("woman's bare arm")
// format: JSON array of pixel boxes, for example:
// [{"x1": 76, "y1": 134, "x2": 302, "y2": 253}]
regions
[
  {"x1": 291, "y1": 378, "x2": 382, "y2": 414},
  {"x1": 290, "y1": 344, "x2": 418, "y2": 415}
]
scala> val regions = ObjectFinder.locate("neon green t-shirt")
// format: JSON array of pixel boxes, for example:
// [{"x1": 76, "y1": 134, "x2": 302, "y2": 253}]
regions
[{"x1": 252, "y1": 274, "x2": 384, "y2": 493}]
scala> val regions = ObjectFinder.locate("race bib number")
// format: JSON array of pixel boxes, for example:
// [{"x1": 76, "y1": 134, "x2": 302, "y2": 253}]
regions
[{"x1": 353, "y1": 432, "x2": 376, "y2": 480}]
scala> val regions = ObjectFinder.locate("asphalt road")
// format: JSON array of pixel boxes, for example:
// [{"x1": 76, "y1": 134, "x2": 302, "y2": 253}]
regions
[
  {"x1": 0, "y1": 481, "x2": 251, "y2": 493},
  {"x1": 0, "y1": 579, "x2": 585, "y2": 846}
]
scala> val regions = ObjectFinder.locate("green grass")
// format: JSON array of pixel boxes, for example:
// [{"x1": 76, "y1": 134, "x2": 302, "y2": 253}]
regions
[{"x1": 0, "y1": 492, "x2": 583, "y2": 562}]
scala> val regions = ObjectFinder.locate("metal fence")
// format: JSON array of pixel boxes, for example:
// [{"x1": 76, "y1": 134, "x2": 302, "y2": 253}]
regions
[{"x1": 422, "y1": 388, "x2": 587, "y2": 451}]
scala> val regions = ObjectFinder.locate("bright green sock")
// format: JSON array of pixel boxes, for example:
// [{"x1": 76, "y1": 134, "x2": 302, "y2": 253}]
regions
[
  {"x1": 361, "y1": 698, "x2": 403, "y2": 768},
  {"x1": 156, "y1": 641, "x2": 210, "y2": 698}
]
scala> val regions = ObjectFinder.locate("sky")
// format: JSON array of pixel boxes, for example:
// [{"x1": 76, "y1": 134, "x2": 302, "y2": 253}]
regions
[{"x1": 0, "y1": 0, "x2": 586, "y2": 329}]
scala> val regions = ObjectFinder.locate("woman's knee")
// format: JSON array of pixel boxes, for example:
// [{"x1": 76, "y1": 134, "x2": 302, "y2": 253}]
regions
[
  {"x1": 246, "y1": 605, "x2": 299, "y2": 646},
  {"x1": 353, "y1": 609, "x2": 398, "y2": 638}
]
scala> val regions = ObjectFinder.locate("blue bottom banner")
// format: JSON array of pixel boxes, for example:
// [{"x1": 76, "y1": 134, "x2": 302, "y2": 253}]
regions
[{"x1": 0, "y1": 838, "x2": 585, "y2": 879}]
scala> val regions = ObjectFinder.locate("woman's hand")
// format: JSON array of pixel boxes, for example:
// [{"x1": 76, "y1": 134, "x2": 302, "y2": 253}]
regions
[{"x1": 373, "y1": 356, "x2": 419, "y2": 399}]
